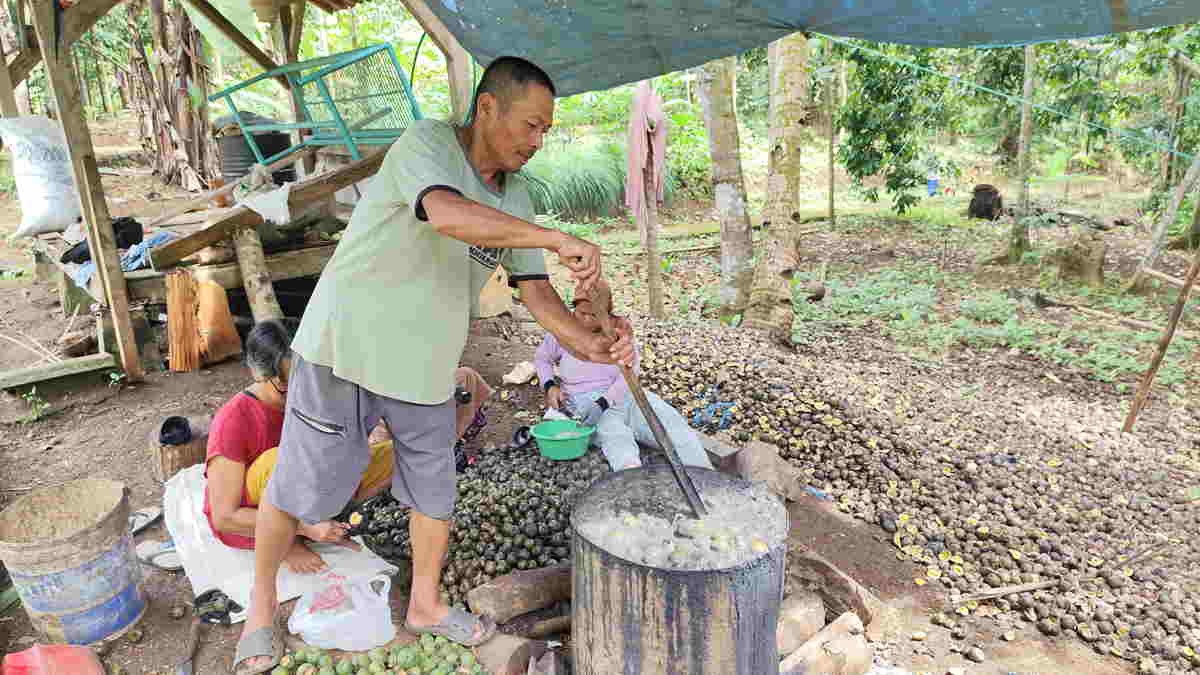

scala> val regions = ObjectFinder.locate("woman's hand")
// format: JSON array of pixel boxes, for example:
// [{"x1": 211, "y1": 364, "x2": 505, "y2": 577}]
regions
[{"x1": 546, "y1": 385, "x2": 564, "y2": 410}]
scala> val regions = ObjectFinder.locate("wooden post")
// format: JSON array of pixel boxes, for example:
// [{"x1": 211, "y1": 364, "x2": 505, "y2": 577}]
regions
[
  {"x1": 30, "y1": 0, "x2": 143, "y2": 380},
  {"x1": 0, "y1": 48, "x2": 19, "y2": 117},
  {"x1": 397, "y1": 0, "x2": 473, "y2": 124},
  {"x1": 166, "y1": 270, "x2": 202, "y2": 372},
  {"x1": 233, "y1": 226, "x2": 284, "y2": 321},
  {"x1": 1122, "y1": 242, "x2": 1200, "y2": 432}
]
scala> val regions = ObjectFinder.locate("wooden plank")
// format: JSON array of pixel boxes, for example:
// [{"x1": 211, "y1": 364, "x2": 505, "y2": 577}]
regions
[
  {"x1": 7, "y1": 0, "x2": 125, "y2": 89},
  {"x1": 128, "y1": 244, "x2": 338, "y2": 303},
  {"x1": 167, "y1": 270, "x2": 202, "y2": 372},
  {"x1": 397, "y1": 0, "x2": 473, "y2": 123},
  {"x1": 0, "y1": 353, "x2": 117, "y2": 390},
  {"x1": 30, "y1": 0, "x2": 143, "y2": 381},
  {"x1": 150, "y1": 148, "x2": 387, "y2": 270},
  {"x1": 179, "y1": 0, "x2": 287, "y2": 86},
  {"x1": 0, "y1": 47, "x2": 19, "y2": 117}
]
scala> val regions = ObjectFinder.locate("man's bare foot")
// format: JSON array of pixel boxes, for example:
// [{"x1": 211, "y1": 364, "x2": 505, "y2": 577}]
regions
[
  {"x1": 405, "y1": 603, "x2": 487, "y2": 643},
  {"x1": 283, "y1": 539, "x2": 326, "y2": 574}
]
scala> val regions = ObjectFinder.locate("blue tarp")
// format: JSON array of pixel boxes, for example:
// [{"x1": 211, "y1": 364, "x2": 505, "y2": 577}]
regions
[{"x1": 427, "y1": 0, "x2": 1200, "y2": 96}]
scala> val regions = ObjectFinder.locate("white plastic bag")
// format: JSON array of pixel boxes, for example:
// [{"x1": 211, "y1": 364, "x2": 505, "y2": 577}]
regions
[
  {"x1": 287, "y1": 572, "x2": 395, "y2": 651},
  {"x1": 0, "y1": 116, "x2": 83, "y2": 239}
]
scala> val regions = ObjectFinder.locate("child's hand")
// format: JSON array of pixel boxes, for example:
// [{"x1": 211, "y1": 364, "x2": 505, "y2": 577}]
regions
[{"x1": 546, "y1": 385, "x2": 564, "y2": 410}]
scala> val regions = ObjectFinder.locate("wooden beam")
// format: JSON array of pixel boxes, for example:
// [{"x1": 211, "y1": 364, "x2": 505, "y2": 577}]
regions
[
  {"x1": 150, "y1": 147, "x2": 388, "y2": 270},
  {"x1": 30, "y1": 0, "x2": 143, "y2": 381},
  {"x1": 0, "y1": 353, "x2": 117, "y2": 390},
  {"x1": 397, "y1": 0, "x2": 473, "y2": 123},
  {"x1": 127, "y1": 244, "x2": 337, "y2": 303},
  {"x1": 179, "y1": 0, "x2": 287, "y2": 86},
  {"x1": 288, "y1": 0, "x2": 305, "y2": 64},
  {"x1": 8, "y1": 0, "x2": 124, "y2": 89}
]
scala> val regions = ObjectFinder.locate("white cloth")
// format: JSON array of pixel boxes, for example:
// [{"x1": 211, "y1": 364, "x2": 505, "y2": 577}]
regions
[
  {"x1": 163, "y1": 465, "x2": 397, "y2": 623},
  {"x1": 238, "y1": 182, "x2": 294, "y2": 225}
]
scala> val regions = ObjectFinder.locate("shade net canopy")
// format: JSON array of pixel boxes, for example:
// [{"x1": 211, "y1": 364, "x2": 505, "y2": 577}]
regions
[{"x1": 425, "y1": 0, "x2": 1200, "y2": 96}]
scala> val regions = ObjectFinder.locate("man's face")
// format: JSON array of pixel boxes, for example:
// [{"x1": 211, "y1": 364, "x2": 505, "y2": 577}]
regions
[{"x1": 480, "y1": 83, "x2": 554, "y2": 172}]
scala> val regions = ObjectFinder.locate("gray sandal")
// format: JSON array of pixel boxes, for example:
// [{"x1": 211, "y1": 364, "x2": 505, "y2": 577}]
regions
[
  {"x1": 232, "y1": 624, "x2": 283, "y2": 675},
  {"x1": 405, "y1": 607, "x2": 497, "y2": 647}
]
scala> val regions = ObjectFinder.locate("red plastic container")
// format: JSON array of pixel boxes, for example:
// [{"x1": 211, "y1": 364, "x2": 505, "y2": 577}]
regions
[{"x1": 2, "y1": 644, "x2": 105, "y2": 675}]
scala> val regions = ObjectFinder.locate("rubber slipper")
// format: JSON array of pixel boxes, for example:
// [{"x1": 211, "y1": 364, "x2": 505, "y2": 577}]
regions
[
  {"x1": 136, "y1": 539, "x2": 183, "y2": 571},
  {"x1": 232, "y1": 624, "x2": 283, "y2": 675},
  {"x1": 129, "y1": 506, "x2": 162, "y2": 535},
  {"x1": 405, "y1": 607, "x2": 497, "y2": 647}
]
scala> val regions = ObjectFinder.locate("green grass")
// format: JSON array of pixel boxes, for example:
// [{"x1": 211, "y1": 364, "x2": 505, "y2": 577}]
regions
[{"x1": 790, "y1": 263, "x2": 1196, "y2": 387}]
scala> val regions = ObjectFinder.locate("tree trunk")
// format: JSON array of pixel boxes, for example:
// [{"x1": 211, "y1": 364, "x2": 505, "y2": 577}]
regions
[
  {"x1": 1008, "y1": 44, "x2": 1035, "y2": 263},
  {"x1": 1161, "y1": 61, "x2": 1190, "y2": 191},
  {"x1": 1129, "y1": 151, "x2": 1200, "y2": 291},
  {"x1": 744, "y1": 33, "x2": 808, "y2": 340},
  {"x1": 644, "y1": 141, "x2": 665, "y2": 319},
  {"x1": 95, "y1": 55, "x2": 110, "y2": 114},
  {"x1": 828, "y1": 58, "x2": 838, "y2": 227},
  {"x1": 698, "y1": 56, "x2": 753, "y2": 316}
]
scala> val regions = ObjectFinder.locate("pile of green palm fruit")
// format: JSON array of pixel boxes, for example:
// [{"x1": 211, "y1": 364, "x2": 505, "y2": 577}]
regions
[{"x1": 271, "y1": 635, "x2": 485, "y2": 675}]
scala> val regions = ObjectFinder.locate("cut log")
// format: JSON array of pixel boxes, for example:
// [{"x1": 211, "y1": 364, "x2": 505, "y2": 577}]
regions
[
  {"x1": 467, "y1": 565, "x2": 571, "y2": 624},
  {"x1": 475, "y1": 634, "x2": 549, "y2": 675},
  {"x1": 779, "y1": 611, "x2": 873, "y2": 675},
  {"x1": 787, "y1": 547, "x2": 886, "y2": 629},
  {"x1": 525, "y1": 616, "x2": 570, "y2": 639},
  {"x1": 1144, "y1": 267, "x2": 1186, "y2": 289},
  {"x1": 233, "y1": 227, "x2": 284, "y2": 322},
  {"x1": 150, "y1": 147, "x2": 388, "y2": 271},
  {"x1": 777, "y1": 591, "x2": 826, "y2": 657},
  {"x1": 196, "y1": 281, "x2": 243, "y2": 364},
  {"x1": 166, "y1": 270, "x2": 202, "y2": 372},
  {"x1": 149, "y1": 416, "x2": 211, "y2": 483}
]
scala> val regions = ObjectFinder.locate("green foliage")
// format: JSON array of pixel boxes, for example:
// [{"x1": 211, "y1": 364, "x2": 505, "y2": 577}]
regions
[
  {"x1": 959, "y1": 292, "x2": 1018, "y2": 324},
  {"x1": 837, "y1": 43, "x2": 954, "y2": 213},
  {"x1": 21, "y1": 387, "x2": 49, "y2": 423},
  {"x1": 665, "y1": 107, "x2": 713, "y2": 199},
  {"x1": 522, "y1": 140, "x2": 626, "y2": 220}
]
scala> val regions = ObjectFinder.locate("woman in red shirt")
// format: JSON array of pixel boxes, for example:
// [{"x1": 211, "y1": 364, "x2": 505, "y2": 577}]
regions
[{"x1": 204, "y1": 320, "x2": 493, "y2": 573}]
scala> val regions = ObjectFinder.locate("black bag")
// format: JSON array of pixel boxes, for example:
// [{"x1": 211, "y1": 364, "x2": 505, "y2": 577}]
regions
[{"x1": 59, "y1": 217, "x2": 145, "y2": 264}]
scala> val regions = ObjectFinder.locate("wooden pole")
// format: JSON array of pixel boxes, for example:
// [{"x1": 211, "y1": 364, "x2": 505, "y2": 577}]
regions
[
  {"x1": 827, "y1": 62, "x2": 836, "y2": 227},
  {"x1": 29, "y1": 0, "x2": 143, "y2": 380},
  {"x1": 0, "y1": 48, "x2": 19, "y2": 117},
  {"x1": 233, "y1": 226, "x2": 284, "y2": 322},
  {"x1": 1122, "y1": 242, "x2": 1200, "y2": 432},
  {"x1": 397, "y1": 0, "x2": 473, "y2": 124},
  {"x1": 178, "y1": 0, "x2": 288, "y2": 87}
]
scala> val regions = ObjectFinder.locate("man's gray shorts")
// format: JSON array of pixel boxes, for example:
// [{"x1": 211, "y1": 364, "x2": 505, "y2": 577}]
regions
[{"x1": 265, "y1": 352, "x2": 457, "y2": 524}]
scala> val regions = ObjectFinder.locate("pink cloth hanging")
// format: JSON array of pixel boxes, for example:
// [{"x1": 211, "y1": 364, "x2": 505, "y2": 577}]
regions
[{"x1": 626, "y1": 80, "x2": 667, "y2": 225}]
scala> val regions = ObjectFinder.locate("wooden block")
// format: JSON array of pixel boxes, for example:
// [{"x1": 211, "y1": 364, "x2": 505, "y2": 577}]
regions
[
  {"x1": 149, "y1": 416, "x2": 212, "y2": 483},
  {"x1": 467, "y1": 565, "x2": 571, "y2": 624},
  {"x1": 788, "y1": 548, "x2": 886, "y2": 629},
  {"x1": 779, "y1": 611, "x2": 873, "y2": 675},
  {"x1": 196, "y1": 280, "x2": 242, "y2": 365},
  {"x1": 476, "y1": 634, "x2": 549, "y2": 675},
  {"x1": 777, "y1": 591, "x2": 826, "y2": 657},
  {"x1": 167, "y1": 270, "x2": 202, "y2": 372}
]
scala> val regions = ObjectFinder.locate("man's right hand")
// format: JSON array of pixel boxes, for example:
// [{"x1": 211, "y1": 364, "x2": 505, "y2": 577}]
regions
[
  {"x1": 554, "y1": 233, "x2": 602, "y2": 295},
  {"x1": 546, "y1": 385, "x2": 564, "y2": 411}
]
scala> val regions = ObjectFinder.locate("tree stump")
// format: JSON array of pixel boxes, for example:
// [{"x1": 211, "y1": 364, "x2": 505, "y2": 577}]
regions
[
  {"x1": 1050, "y1": 230, "x2": 1107, "y2": 287},
  {"x1": 149, "y1": 416, "x2": 211, "y2": 483}
]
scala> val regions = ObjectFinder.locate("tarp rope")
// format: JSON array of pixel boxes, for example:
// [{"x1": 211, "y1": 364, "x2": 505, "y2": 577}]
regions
[{"x1": 825, "y1": 35, "x2": 1195, "y2": 163}]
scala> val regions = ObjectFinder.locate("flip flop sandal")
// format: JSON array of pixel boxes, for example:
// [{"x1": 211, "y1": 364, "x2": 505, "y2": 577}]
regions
[
  {"x1": 129, "y1": 506, "x2": 162, "y2": 536},
  {"x1": 232, "y1": 623, "x2": 283, "y2": 675},
  {"x1": 136, "y1": 539, "x2": 183, "y2": 571},
  {"x1": 405, "y1": 607, "x2": 497, "y2": 647}
]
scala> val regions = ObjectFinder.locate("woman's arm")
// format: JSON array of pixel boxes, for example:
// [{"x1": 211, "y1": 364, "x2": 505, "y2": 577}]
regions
[{"x1": 207, "y1": 456, "x2": 260, "y2": 537}]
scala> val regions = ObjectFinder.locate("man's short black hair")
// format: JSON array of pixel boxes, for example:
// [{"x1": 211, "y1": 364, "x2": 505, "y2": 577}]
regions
[{"x1": 474, "y1": 56, "x2": 556, "y2": 111}]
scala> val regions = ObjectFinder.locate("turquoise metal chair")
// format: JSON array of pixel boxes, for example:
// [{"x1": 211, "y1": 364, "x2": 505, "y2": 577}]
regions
[{"x1": 208, "y1": 43, "x2": 423, "y2": 164}]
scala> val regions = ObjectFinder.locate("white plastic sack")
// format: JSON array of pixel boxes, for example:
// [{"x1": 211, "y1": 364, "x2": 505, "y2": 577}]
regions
[
  {"x1": 287, "y1": 572, "x2": 395, "y2": 651},
  {"x1": 0, "y1": 116, "x2": 82, "y2": 239}
]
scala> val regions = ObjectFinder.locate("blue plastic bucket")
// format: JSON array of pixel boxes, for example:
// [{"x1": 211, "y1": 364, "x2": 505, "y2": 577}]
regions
[{"x1": 0, "y1": 479, "x2": 147, "y2": 644}]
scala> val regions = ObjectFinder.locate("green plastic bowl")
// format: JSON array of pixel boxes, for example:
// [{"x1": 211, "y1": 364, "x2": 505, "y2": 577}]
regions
[{"x1": 530, "y1": 419, "x2": 595, "y2": 460}]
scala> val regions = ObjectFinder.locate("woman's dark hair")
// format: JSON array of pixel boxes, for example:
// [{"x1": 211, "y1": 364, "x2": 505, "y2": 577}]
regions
[{"x1": 244, "y1": 318, "x2": 296, "y2": 380}]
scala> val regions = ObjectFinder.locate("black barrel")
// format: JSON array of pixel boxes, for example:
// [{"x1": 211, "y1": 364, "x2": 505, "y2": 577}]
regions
[
  {"x1": 217, "y1": 131, "x2": 296, "y2": 185},
  {"x1": 571, "y1": 465, "x2": 787, "y2": 675}
]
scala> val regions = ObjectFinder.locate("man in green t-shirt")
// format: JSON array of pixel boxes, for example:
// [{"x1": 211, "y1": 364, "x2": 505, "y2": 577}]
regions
[{"x1": 233, "y1": 57, "x2": 634, "y2": 672}]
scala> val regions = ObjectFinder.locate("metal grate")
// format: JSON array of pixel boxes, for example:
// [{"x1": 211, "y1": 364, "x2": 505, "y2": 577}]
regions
[{"x1": 209, "y1": 44, "x2": 423, "y2": 165}]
